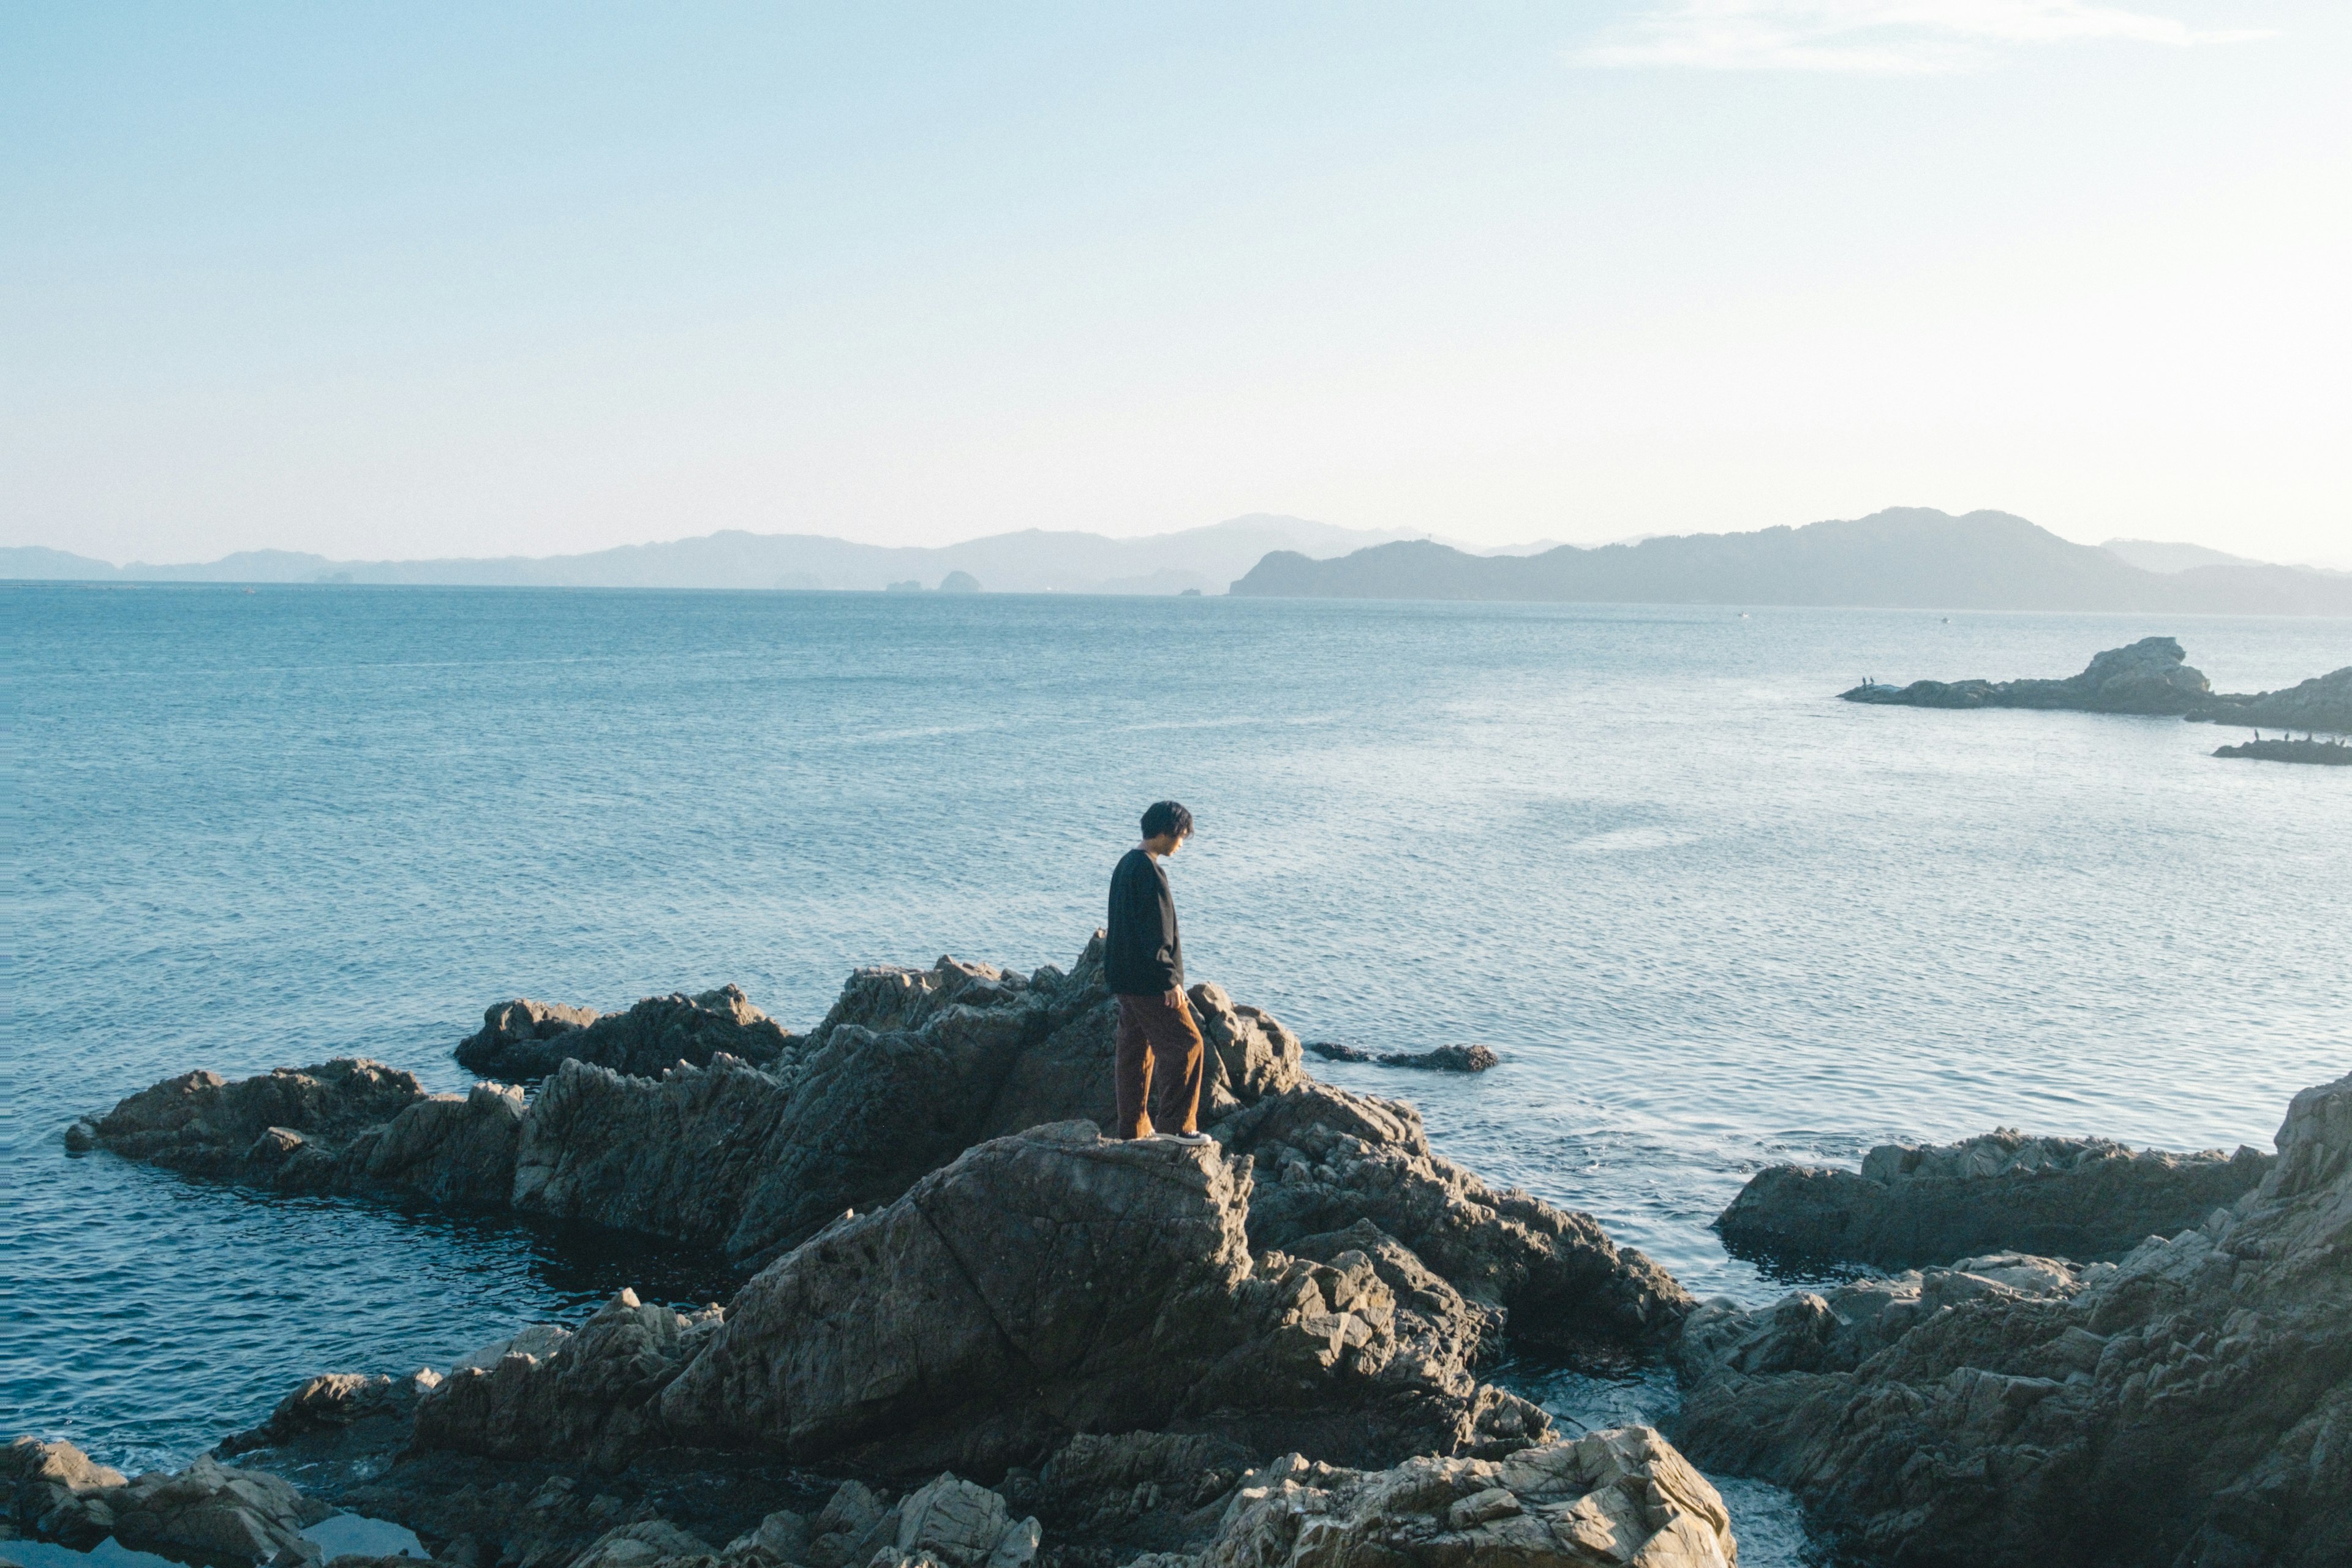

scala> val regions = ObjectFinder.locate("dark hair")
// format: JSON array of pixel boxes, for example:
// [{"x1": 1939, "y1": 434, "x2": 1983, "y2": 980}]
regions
[{"x1": 1140, "y1": 800, "x2": 1193, "y2": 841}]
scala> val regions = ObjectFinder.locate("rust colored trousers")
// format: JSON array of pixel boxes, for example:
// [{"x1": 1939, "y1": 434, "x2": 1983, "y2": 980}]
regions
[{"x1": 1114, "y1": 990, "x2": 1205, "y2": 1139}]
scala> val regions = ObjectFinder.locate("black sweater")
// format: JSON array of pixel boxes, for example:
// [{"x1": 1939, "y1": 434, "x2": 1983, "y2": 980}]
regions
[{"x1": 1105, "y1": 847, "x2": 1183, "y2": 995}]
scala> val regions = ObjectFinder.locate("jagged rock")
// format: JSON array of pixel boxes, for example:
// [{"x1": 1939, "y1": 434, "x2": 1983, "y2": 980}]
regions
[
  {"x1": 94, "y1": 1060, "x2": 430, "y2": 1182},
  {"x1": 457, "y1": 989, "x2": 791, "y2": 1082},
  {"x1": 1674, "y1": 1071, "x2": 2352, "y2": 1568},
  {"x1": 2215, "y1": 736, "x2": 2352, "y2": 764},
  {"x1": 1303, "y1": 1044, "x2": 1496, "y2": 1073},
  {"x1": 1182, "y1": 1428, "x2": 1734, "y2": 1568},
  {"x1": 1841, "y1": 638, "x2": 2352, "y2": 732},
  {"x1": 720, "y1": 1506, "x2": 809, "y2": 1563},
  {"x1": 886, "y1": 1474, "x2": 1039, "y2": 1568},
  {"x1": 6, "y1": 1436, "x2": 129, "y2": 1544},
  {"x1": 413, "y1": 1290, "x2": 724, "y2": 1471},
  {"x1": 88, "y1": 942, "x2": 1317, "y2": 1272},
  {"x1": 1033, "y1": 1432, "x2": 1254, "y2": 1542},
  {"x1": 88, "y1": 1061, "x2": 526, "y2": 1208},
  {"x1": 657, "y1": 1122, "x2": 1548, "y2": 1474},
  {"x1": 2188, "y1": 665, "x2": 2352, "y2": 733},
  {"x1": 1217, "y1": 1082, "x2": 1690, "y2": 1347},
  {"x1": 4, "y1": 1440, "x2": 331, "y2": 1568},
  {"x1": 217, "y1": 1371, "x2": 442, "y2": 1458},
  {"x1": 1716, "y1": 1127, "x2": 2273, "y2": 1268},
  {"x1": 1841, "y1": 635, "x2": 2217, "y2": 714},
  {"x1": 564, "y1": 1519, "x2": 714, "y2": 1568}
]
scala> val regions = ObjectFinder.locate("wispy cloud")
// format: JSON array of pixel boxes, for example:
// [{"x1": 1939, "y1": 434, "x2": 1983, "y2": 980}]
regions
[{"x1": 1574, "y1": 1, "x2": 2272, "y2": 74}]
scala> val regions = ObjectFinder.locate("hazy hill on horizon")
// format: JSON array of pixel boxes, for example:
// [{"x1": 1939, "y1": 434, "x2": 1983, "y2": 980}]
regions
[
  {"x1": 2, "y1": 514, "x2": 1412, "y2": 597},
  {"x1": 1229, "y1": 508, "x2": 2352, "y2": 615}
]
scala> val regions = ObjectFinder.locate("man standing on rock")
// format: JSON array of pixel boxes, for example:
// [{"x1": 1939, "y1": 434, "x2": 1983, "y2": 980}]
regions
[{"x1": 1106, "y1": 801, "x2": 1209, "y2": 1145}]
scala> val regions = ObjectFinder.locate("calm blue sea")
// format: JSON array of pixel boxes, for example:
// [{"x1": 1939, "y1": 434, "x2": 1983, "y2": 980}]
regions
[{"x1": 6, "y1": 584, "x2": 2347, "y2": 1562}]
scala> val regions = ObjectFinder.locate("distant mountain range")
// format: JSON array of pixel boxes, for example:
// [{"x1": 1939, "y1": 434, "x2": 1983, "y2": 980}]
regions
[
  {"x1": 0, "y1": 514, "x2": 1413, "y2": 597},
  {"x1": 10, "y1": 508, "x2": 2344, "y2": 612},
  {"x1": 1229, "y1": 509, "x2": 2352, "y2": 614}
]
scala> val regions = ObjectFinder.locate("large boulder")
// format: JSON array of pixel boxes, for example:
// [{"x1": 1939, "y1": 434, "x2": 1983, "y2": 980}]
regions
[
  {"x1": 1673, "y1": 1071, "x2": 2352, "y2": 1568},
  {"x1": 4, "y1": 1439, "x2": 331, "y2": 1568},
  {"x1": 1716, "y1": 1127, "x2": 2272, "y2": 1269},
  {"x1": 92, "y1": 1060, "x2": 429, "y2": 1183},
  {"x1": 413, "y1": 1289, "x2": 724, "y2": 1471},
  {"x1": 1217, "y1": 1082, "x2": 1691, "y2": 1347},
  {"x1": 1180, "y1": 1428, "x2": 1735, "y2": 1568},
  {"x1": 655, "y1": 1122, "x2": 1548, "y2": 1475},
  {"x1": 456, "y1": 987, "x2": 792, "y2": 1081},
  {"x1": 2187, "y1": 665, "x2": 2352, "y2": 733}
]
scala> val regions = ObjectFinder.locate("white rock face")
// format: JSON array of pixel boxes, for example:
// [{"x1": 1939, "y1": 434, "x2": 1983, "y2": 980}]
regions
[{"x1": 1178, "y1": 1428, "x2": 1733, "y2": 1568}]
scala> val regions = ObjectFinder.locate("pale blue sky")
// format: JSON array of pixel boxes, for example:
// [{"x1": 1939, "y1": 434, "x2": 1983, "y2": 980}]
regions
[{"x1": 5, "y1": 2, "x2": 2346, "y2": 565}]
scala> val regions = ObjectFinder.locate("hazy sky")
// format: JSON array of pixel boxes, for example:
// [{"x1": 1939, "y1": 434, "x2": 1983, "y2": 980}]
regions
[{"x1": 6, "y1": 2, "x2": 2347, "y2": 566}]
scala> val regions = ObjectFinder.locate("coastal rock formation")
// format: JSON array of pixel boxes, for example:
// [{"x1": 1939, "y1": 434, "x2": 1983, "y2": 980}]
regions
[
  {"x1": 1305, "y1": 1043, "x2": 1499, "y2": 1073},
  {"x1": 1177, "y1": 1428, "x2": 1735, "y2": 1568},
  {"x1": 2215, "y1": 736, "x2": 2352, "y2": 766},
  {"x1": 1841, "y1": 635, "x2": 2217, "y2": 715},
  {"x1": 91, "y1": 1064, "x2": 526, "y2": 1208},
  {"x1": 1674, "y1": 1071, "x2": 2352, "y2": 1568},
  {"x1": 2190, "y1": 666, "x2": 2352, "y2": 733},
  {"x1": 1216, "y1": 1084, "x2": 1691, "y2": 1347},
  {"x1": 1716, "y1": 1128, "x2": 2273, "y2": 1269},
  {"x1": 648, "y1": 1121, "x2": 1547, "y2": 1473},
  {"x1": 1842, "y1": 637, "x2": 2352, "y2": 732},
  {"x1": 5, "y1": 1438, "x2": 330, "y2": 1568},
  {"x1": 80, "y1": 941, "x2": 1676, "y2": 1357},
  {"x1": 456, "y1": 987, "x2": 791, "y2": 1081}
]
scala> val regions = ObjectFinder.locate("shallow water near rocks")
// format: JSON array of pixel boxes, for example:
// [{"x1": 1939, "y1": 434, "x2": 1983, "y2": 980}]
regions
[{"x1": 7, "y1": 585, "x2": 2346, "y2": 1566}]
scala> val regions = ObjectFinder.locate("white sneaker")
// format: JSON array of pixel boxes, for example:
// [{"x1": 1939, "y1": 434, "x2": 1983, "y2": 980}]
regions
[{"x1": 1161, "y1": 1131, "x2": 1213, "y2": 1147}]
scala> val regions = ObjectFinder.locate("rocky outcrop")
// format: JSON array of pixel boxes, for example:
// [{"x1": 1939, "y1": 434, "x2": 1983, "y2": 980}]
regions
[
  {"x1": 91, "y1": 1065, "x2": 527, "y2": 1208},
  {"x1": 2190, "y1": 666, "x2": 2352, "y2": 733},
  {"x1": 456, "y1": 987, "x2": 791, "y2": 1081},
  {"x1": 1841, "y1": 638, "x2": 2352, "y2": 732},
  {"x1": 1304, "y1": 1043, "x2": 1498, "y2": 1073},
  {"x1": 1216, "y1": 1084, "x2": 1691, "y2": 1348},
  {"x1": 1174, "y1": 1428, "x2": 1735, "y2": 1568},
  {"x1": 414, "y1": 1290, "x2": 724, "y2": 1471},
  {"x1": 5, "y1": 1438, "x2": 330, "y2": 1568},
  {"x1": 1674, "y1": 1071, "x2": 2352, "y2": 1568},
  {"x1": 1716, "y1": 1127, "x2": 2273, "y2": 1269},
  {"x1": 83, "y1": 944, "x2": 1675, "y2": 1360},
  {"x1": 2215, "y1": 736, "x2": 2352, "y2": 765},
  {"x1": 217, "y1": 1371, "x2": 443, "y2": 1459},
  {"x1": 1841, "y1": 636, "x2": 2218, "y2": 714},
  {"x1": 649, "y1": 1122, "x2": 1547, "y2": 1475}
]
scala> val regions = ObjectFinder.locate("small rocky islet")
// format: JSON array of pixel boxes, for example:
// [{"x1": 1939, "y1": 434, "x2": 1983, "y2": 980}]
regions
[
  {"x1": 16, "y1": 937, "x2": 2351, "y2": 1568},
  {"x1": 1839, "y1": 636, "x2": 2352, "y2": 754}
]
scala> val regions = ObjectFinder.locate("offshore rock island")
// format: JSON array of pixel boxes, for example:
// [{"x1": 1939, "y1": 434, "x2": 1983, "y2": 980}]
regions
[
  {"x1": 1839, "y1": 636, "x2": 2352, "y2": 732},
  {"x1": 18, "y1": 939, "x2": 2351, "y2": 1568}
]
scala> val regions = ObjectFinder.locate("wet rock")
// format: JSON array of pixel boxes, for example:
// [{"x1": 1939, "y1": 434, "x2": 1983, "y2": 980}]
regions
[
  {"x1": 1185, "y1": 1428, "x2": 1734, "y2": 1568},
  {"x1": 5, "y1": 1441, "x2": 331, "y2": 1568},
  {"x1": 1716, "y1": 1126, "x2": 2273, "y2": 1268},
  {"x1": 94, "y1": 1060, "x2": 430, "y2": 1183},
  {"x1": 217, "y1": 1372, "x2": 443, "y2": 1458},
  {"x1": 1033, "y1": 1431, "x2": 1254, "y2": 1542},
  {"x1": 1218, "y1": 1082, "x2": 1691, "y2": 1348},
  {"x1": 6, "y1": 1436, "x2": 128, "y2": 1545},
  {"x1": 457, "y1": 989, "x2": 791, "y2": 1082},
  {"x1": 413, "y1": 1290, "x2": 724, "y2": 1471},
  {"x1": 1303, "y1": 1044, "x2": 1496, "y2": 1073},
  {"x1": 657, "y1": 1121, "x2": 1548, "y2": 1474},
  {"x1": 62, "y1": 1119, "x2": 97, "y2": 1152},
  {"x1": 1675, "y1": 1071, "x2": 2352, "y2": 1568}
]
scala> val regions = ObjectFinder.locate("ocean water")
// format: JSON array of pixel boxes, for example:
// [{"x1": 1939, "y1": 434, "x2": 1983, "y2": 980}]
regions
[{"x1": 7, "y1": 584, "x2": 2348, "y2": 1562}]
